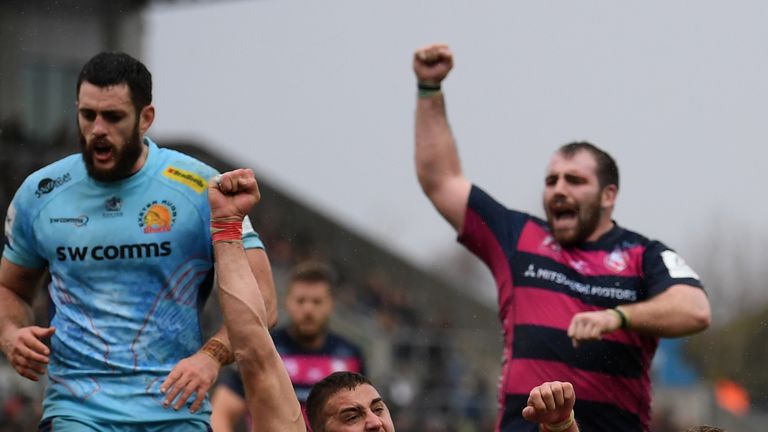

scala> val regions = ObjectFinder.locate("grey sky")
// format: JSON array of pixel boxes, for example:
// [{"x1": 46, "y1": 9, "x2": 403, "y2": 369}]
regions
[{"x1": 145, "y1": 1, "x2": 768, "y2": 305}]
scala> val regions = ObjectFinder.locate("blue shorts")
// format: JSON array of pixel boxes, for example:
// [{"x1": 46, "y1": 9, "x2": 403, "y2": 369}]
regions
[{"x1": 38, "y1": 417, "x2": 212, "y2": 432}]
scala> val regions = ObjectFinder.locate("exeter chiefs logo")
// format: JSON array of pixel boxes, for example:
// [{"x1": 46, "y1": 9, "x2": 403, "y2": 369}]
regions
[{"x1": 138, "y1": 200, "x2": 177, "y2": 234}]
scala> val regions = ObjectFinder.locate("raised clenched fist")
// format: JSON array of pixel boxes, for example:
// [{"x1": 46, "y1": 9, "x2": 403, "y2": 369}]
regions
[
  {"x1": 413, "y1": 43, "x2": 454, "y2": 85},
  {"x1": 207, "y1": 168, "x2": 261, "y2": 221}
]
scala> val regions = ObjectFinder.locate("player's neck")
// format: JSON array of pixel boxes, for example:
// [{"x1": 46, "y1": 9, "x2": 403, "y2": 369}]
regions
[
  {"x1": 585, "y1": 218, "x2": 615, "y2": 243},
  {"x1": 129, "y1": 138, "x2": 149, "y2": 175}
]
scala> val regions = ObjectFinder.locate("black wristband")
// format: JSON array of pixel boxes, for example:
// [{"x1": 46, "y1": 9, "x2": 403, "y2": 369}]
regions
[
  {"x1": 417, "y1": 82, "x2": 441, "y2": 91},
  {"x1": 613, "y1": 307, "x2": 628, "y2": 329}
]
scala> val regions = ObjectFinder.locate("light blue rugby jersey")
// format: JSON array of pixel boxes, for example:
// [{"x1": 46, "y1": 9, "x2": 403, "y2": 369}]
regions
[{"x1": 2, "y1": 138, "x2": 263, "y2": 424}]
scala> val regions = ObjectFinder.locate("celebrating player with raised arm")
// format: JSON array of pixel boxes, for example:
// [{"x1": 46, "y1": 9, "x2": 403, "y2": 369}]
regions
[
  {"x1": 0, "y1": 52, "x2": 276, "y2": 431},
  {"x1": 208, "y1": 168, "x2": 305, "y2": 431},
  {"x1": 413, "y1": 43, "x2": 710, "y2": 431}
]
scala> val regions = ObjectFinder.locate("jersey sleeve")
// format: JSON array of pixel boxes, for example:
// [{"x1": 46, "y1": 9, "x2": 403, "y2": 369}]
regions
[
  {"x1": 241, "y1": 216, "x2": 265, "y2": 250},
  {"x1": 2, "y1": 185, "x2": 47, "y2": 269},
  {"x1": 642, "y1": 241, "x2": 704, "y2": 298},
  {"x1": 457, "y1": 185, "x2": 529, "y2": 269}
]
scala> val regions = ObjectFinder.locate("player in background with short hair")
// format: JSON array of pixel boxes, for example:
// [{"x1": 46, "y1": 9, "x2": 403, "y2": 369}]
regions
[
  {"x1": 412, "y1": 43, "x2": 710, "y2": 432},
  {"x1": 210, "y1": 168, "x2": 579, "y2": 432},
  {"x1": 211, "y1": 262, "x2": 365, "y2": 431},
  {"x1": 0, "y1": 52, "x2": 276, "y2": 431}
]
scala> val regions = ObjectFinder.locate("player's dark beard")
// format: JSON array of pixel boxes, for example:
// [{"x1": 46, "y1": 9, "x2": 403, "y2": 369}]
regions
[
  {"x1": 80, "y1": 121, "x2": 143, "y2": 182},
  {"x1": 548, "y1": 194, "x2": 602, "y2": 247}
]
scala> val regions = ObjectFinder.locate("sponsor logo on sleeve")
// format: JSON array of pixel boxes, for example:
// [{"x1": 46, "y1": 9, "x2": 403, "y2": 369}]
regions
[
  {"x1": 49, "y1": 215, "x2": 89, "y2": 227},
  {"x1": 163, "y1": 166, "x2": 207, "y2": 193},
  {"x1": 661, "y1": 250, "x2": 700, "y2": 279},
  {"x1": 104, "y1": 196, "x2": 123, "y2": 217},
  {"x1": 138, "y1": 200, "x2": 177, "y2": 234},
  {"x1": 35, "y1": 173, "x2": 71, "y2": 198}
]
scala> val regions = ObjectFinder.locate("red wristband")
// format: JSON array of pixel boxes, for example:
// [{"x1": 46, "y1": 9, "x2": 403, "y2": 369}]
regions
[{"x1": 211, "y1": 218, "x2": 242, "y2": 243}]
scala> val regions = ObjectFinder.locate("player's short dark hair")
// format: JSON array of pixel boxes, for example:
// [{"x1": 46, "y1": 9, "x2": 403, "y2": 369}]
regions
[
  {"x1": 558, "y1": 141, "x2": 619, "y2": 190},
  {"x1": 685, "y1": 427, "x2": 725, "y2": 432},
  {"x1": 306, "y1": 372, "x2": 372, "y2": 432},
  {"x1": 77, "y1": 52, "x2": 152, "y2": 112},
  {"x1": 289, "y1": 261, "x2": 335, "y2": 291}
]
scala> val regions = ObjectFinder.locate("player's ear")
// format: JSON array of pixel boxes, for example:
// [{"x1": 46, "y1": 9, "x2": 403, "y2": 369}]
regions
[
  {"x1": 139, "y1": 104, "x2": 155, "y2": 134},
  {"x1": 601, "y1": 184, "x2": 618, "y2": 209}
]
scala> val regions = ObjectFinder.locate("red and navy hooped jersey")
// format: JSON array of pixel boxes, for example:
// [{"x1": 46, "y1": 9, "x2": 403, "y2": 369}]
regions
[{"x1": 459, "y1": 186, "x2": 703, "y2": 432}]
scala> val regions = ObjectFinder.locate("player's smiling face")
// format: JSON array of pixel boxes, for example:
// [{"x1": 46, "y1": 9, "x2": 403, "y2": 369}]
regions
[
  {"x1": 322, "y1": 384, "x2": 395, "y2": 432},
  {"x1": 543, "y1": 150, "x2": 612, "y2": 247},
  {"x1": 77, "y1": 82, "x2": 152, "y2": 182}
]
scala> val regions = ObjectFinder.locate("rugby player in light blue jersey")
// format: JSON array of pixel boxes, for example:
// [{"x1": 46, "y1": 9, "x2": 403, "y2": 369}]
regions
[{"x1": 0, "y1": 52, "x2": 277, "y2": 431}]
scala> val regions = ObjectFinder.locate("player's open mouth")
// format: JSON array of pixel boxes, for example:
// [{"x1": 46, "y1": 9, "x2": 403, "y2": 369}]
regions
[
  {"x1": 93, "y1": 143, "x2": 113, "y2": 162},
  {"x1": 550, "y1": 206, "x2": 578, "y2": 228},
  {"x1": 553, "y1": 210, "x2": 576, "y2": 221}
]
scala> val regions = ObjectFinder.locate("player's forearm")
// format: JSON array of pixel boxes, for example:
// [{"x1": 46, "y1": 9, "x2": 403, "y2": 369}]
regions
[
  {"x1": 415, "y1": 93, "x2": 463, "y2": 196},
  {"x1": 0, "y1": 286, "x2": 34, "y2": 336},
  {"x1": 245, "y1": 248, "x2": 277, "y2": 328},
  {"x1": 620, "y1": 285, "x2": 710, "y2": 337},
  {"x1": 0, "y1": 286, "x2": 34, "y2": 356},
  {"x1": 205, "y1": 250, "x2": 277, "y2": 360},
  {"x1": 214, "y1": 242, "x2": 271, "y2": 362},
  {"x1": 214, "y1": 241, "x2": 305, "y2": 431}
]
